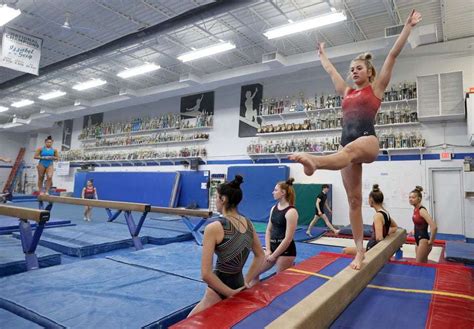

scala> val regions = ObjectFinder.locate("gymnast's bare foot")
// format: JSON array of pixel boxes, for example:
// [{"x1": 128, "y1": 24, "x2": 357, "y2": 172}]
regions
[
  {"x1": 288, "y1": 153, "x2": 318, "y2": 176},
  {"x1": 350, "y1": 250, "x2": 365, "y2": 270}
]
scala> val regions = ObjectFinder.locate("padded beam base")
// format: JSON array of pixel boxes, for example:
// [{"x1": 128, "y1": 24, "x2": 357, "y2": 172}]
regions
[{"x1": 266, "y1": 229, "x2": 406, "y2": 329}]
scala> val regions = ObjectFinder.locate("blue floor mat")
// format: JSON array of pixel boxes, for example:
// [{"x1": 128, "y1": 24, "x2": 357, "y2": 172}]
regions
[
  {"x1": 108, "y1": 241, "x2": 277, "y2": 281},
  {"x1": 107, "y1": 241, "x2": 341, "y2": 284},
  {"x1": 0, "y1": 216, "x2": 73, "y2": 235},
  {"x1": 445, "y1": 241, "x2": 474, "y2": 264},
  {"x1": 0, "y1": 308, "x2": 42, "y2": 329},
  {"x1": 0, "y1": 236, "x2": 61, "y2": 277},
  {"x1": 12, "y1": 222, "x2": 192, "y2": 257},
  {"x1": 0, "y1": 258, "x2": 205, "y2": 328},
  {"x1": 293, "y1": 227, "x2": 327, "y2": 242}
]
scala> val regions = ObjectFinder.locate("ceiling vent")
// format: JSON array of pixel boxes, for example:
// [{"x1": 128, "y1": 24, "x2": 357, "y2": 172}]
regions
[
  {"x1": 385, "y1": 24, "x2": 404, "y2": 37},
  {"x1": 262, "y1": 52, "x2": 287, "y2": 68}
]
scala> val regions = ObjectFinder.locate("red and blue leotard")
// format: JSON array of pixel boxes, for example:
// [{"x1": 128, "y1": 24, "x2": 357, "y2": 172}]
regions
[{"x1": 340, "y1": 85, "x2": 381, "y2": 146}]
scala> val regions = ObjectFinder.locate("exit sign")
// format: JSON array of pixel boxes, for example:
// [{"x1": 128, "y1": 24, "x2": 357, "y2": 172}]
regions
[{"x1": 440, "y1": 152, "x2": 452, "y2": 161}]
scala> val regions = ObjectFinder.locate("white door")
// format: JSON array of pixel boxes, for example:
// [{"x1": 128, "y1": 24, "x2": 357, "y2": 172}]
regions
[{"x1": 431, "y1": 169, "x2": 464, "y2": 235}]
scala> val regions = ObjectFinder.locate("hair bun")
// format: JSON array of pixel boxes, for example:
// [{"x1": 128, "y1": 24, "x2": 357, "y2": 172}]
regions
[
  {"x1": 286, "y1": 178, "x2": 295, "y2": 186},
  {"x1": 415, "y1": 185, "x2": 423, "y2": 192},
  {"x1": 372, "y1": 184, "x2": 380, "y2": 192},
  {"x1": 364, "y1": 53, "x2": 373, "y2": 60},
  {"x1": 229, "y1": 175, "x2": 243, "y2": 188}
]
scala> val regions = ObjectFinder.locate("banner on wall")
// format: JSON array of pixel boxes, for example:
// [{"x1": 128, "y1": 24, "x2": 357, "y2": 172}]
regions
[
  {"x1": 238, "y1": 83, "x2": 262, "y2": 137},
  {"x1": 56, "y1": 161, "x2": 70, "y2": 176},
  {"x1": 83, "y1": 113, "x2": 104, "y2": 129},
  {"x1": 180, "y1": 91, "x2": 214, "y2": 128},
  {"x1": 61, "y1": 119, "x2": 73, "y2": 151},
  {"x1": 0, "y1": 27, "x2": 42, "y2": 75}
]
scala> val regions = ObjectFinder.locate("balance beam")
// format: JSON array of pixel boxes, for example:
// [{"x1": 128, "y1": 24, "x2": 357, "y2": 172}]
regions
[
  {"x1": 38, "y1": 195, "x2": 151, "y2": 250},
  {"x1": 149, "y1": 206, "x2": 214, "y2": 245},
  {"x1": 38, "y1": 195, "x2": 150, "y2": 212},
  {"x1": 149, "y1": 206, "x2": 212, "y2": 218},
  {"x1": 0, "y1": 204, "x2": 50, "y2": 223},
  {"x1": 266, "y1": 229, "x2": 407, "y2": 329},
  {"x1": 0, "y1": 204, "x2": 52, "y2": 270}
]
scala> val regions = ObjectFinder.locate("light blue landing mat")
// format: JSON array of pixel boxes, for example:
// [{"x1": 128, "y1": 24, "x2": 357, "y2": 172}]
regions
[
  {"x1": 0, "y1": 308, "x2": 43, "y2": 329},
  {"x1": 107, "y1": 240, "x2": 343, "y2": 282},
  {"x1": 12, "y1": 222, "x2": 192, "y2": 257},
  {"x1": 0, "y1": 235, "x2": 61, "y2": 277},
  {"x1": 0, "y1": 258, "x2": 205, "y2": 328}
]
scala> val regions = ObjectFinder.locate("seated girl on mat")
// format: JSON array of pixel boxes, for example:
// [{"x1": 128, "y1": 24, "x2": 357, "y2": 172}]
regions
[
  {"x1": 188, "y1": 175, "x2": 264, "y2": 317},
  {"x1": 344, "y1": 184, "x2": 397, "y2": 255}
]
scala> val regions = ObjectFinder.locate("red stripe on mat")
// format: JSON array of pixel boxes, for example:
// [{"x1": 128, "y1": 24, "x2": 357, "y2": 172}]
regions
[
  {"x1": 425, "y1": 265, "x2": 474, "y2": 329},
  {"x1": 171, "y1": 253, "x2": 341, "y2": 329}
]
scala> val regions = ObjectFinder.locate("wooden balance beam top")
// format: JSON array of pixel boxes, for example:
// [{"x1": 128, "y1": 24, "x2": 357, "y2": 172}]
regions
[
  {"x1": 38, "y1": 195, "x2": 151, "y2": 213},
  {"x1": 0, "y1": 204, "x2": 50, "y2": 222},
  {"x1": 266, "y1": 229, "x2": 407, "y2": 329},
  {"x1": 149, "y1": 206, "x2": 213, "y2": 218}
]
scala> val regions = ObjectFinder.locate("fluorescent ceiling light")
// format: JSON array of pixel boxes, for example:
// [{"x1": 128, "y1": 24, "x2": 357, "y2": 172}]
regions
[
  {"x1": 13, "y1": 117, "x2": 30, "y2": 125},
  {"x1": 11, "y1": 99, "x2": 34, "y2": 108},
  {"x1": 263, "y1": 11, "x2": 347, "y2": 39},
  {"x1": 1, "y1": 122, "x2": 23, "y2": 129},
  {"x1": 38, "y1": 90, "x2": 67, "y2": 100},
  {"x1": 0, "y1": 5, "x2": 21, "y2": 26},
  {"x1": 72, "y1": 79, "x2": 107, "y2": 91},
  {"x1": 0, "y1": 106, "x2": 8, "y2": 113},
  {"x1": 117, "y1": 63, "x2": 160, "y2": 78},
  {"x1": 177, "y1": 42, "x2": 236, "y2": 62}
]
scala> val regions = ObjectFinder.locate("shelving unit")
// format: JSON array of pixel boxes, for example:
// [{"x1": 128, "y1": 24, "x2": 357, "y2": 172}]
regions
[
  {"x1": 248, "y1": 151, "x2": 336, "y2": 163},
  {"x1": 68, "y1": 156, "x2": 206, "y2": 167},
  {"x1": 80, "y1": 126, "x2": 212, "y2": 142},
  {"x1": 82, "y1": 138, "x2": 209, "y2": 151},
  {"x1": 380, "y1": 147, "x2": 426, "y2": 161}
]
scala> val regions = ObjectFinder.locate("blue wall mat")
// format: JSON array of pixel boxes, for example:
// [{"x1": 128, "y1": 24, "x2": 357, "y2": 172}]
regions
[
  {"x1": 177, "y1": 170, "x2": 209, "y2": 209},
  {"x1": 73, "y1": 172, "x2": 180, "y2": 207},
  {"x1": 227, "y1": 165, "x2": 289, "y2": 222},
  {"x1": 73, "y1": 171, "x2": 88, "y2": 198}
]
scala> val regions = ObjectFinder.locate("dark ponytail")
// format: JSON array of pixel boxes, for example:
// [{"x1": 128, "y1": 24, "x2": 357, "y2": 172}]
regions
[
  {"x1": 217, "y1": 175, "x2": 244, "y2": 210},
  {"x1": 369, "y1": 184, "x2": 384, "y2": 204},
  {"x1": 45, "y1": 135, "x2": 53, "y2": 142}
]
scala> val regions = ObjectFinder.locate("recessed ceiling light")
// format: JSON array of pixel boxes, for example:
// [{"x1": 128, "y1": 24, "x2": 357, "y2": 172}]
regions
[
  {"x1": 177, "y1": 42, "x2": 236, "y2": 62},
  {"x1": 11, "y1": 99, "x2": 34, "y2": 108},
  {"x1": 38, "y1": 90, "x2": 67, "y2": 100},
  {"x1": 72, "y1": 79, "x2": 107, "y2": 91},
  {"x1": 117, "y1": 63, "x2": 160, "y2": 79}
]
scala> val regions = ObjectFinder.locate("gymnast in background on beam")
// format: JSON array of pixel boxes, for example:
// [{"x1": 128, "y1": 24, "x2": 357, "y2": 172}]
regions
[
  {"x1": 289, "y1": 9, "x2": 422, "y2": 269},
  {"x1": 306, "y1": 184, "x2": 340, "y2": 236},
  {"x1": 409, "y1": 186, "x2": 437, "y2": 263},
  {"x1": 81, "y1": 179, "x2": 98, "y2": 222},
  {"x1": 188, "y1": 175, "x2": 264, "y2": 317},
  {"x1": 344, "y1": 184, "x2": 398, "y2": 255},
  {"x1": 250, "y1": 178, "x2": 299, "y2": 286},
  {"x1": 34, "y1": 136, "x2": 59, "y2": 195}
]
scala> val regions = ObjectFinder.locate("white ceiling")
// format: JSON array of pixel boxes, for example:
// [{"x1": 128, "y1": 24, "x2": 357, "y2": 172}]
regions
[{"x1": 0, "y1": 0, "x2": 473, "y2": 129}]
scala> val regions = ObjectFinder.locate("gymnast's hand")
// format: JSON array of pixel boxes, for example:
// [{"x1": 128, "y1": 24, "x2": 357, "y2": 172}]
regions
[
  {"x1": 406, "y1": 9, "x2": 422, "y2": 27},
  {"x1": 230, "y1": 286, "x2": 245, "y2": 296},
  {"x1": 266, "y1": 253, "x2": 276, "y2": 263},
  {"x1": 316, "y1": 42, "x2": 326, "y2": 57}
]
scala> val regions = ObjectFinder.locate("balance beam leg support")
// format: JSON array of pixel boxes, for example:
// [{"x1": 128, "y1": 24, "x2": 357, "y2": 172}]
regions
[
  {"x1": 19, "y1": 220, "x2": 39, "y2": 270},
  {"x1": 124, "y1": 211, "x2": 143, "y2": 250},
  {"x1": 266, "y1": 229, "x2": 407, "y2": 329}
]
